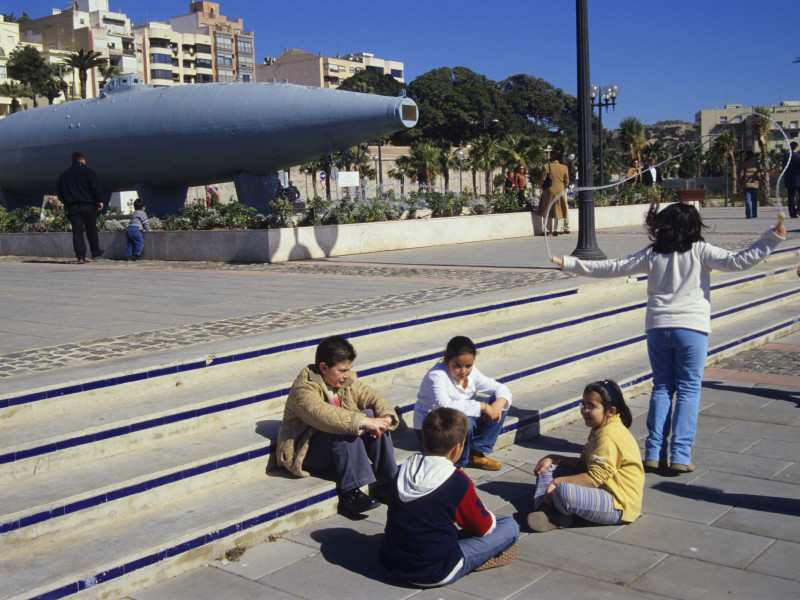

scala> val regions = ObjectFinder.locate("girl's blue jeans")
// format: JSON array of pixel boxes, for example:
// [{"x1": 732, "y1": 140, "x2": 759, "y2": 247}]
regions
[{"x1": 645, "y1": 327, "x2": 709, "y2": 466}]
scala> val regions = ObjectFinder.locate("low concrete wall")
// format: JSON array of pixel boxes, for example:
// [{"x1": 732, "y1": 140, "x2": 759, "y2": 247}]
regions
[{"x1": 0, "y1": 202, "x2": 693, "y2": 263}]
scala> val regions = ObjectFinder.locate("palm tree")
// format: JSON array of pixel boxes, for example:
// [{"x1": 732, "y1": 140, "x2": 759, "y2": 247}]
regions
[
  {"x1": 0, "y1": 81, "x2": 31, "y2": 113},
  {"x1": 751, "y1": 106, "x2": 772, "y2": 201},
  {"x1": 99, "y1": 63, "x2": 122, "y2": 89},
  {"x1": 497, "y1": 134, "x2": 546, "y2": 175},
  {"x1": 388, "y1": 155, "x2": 413, "y2": 198},
  {"x1": 468, "y1": 136, "x2": 497, "y2": 197},
  {"x1": 618, "y1": 117, "x2": 646, "y2": 163},
  {"x1": 711, "y1": 128, "x2": 739, "y2": 193},
  {"x1": 408, "y1": 141, "x2": 441, "y2": 190},
  {"x1": 434, "y1": 140, "x2": 454, "y2": 191},
  {"x1": 62, "y1": 49, "x2": 107, "y2": 99}
]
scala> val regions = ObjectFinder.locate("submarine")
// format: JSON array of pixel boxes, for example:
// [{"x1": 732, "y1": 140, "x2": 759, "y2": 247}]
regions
[{"x1": 0, "y1": 74, "x2": 418, "y2": 216}]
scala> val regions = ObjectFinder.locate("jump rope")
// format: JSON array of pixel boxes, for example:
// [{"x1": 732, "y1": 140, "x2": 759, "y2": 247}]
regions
[{"x1": 541, "y1": 111, "x2": 792, "y2": 263}]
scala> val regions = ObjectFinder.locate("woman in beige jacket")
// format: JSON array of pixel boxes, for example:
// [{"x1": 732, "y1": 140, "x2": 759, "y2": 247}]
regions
[{"x1": 537, "y1": 145, "x2": 571, "y2": 236}]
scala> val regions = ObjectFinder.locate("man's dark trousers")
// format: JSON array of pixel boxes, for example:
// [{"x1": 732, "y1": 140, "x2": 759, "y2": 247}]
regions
[{"x1": 67, "y1": 205, "x2": 102, "y2": 260}]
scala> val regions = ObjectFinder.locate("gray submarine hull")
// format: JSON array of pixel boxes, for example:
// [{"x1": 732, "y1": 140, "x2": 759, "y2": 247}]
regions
[{"x1": 0, "y1": 76, "x2": 417, "y2": 215}]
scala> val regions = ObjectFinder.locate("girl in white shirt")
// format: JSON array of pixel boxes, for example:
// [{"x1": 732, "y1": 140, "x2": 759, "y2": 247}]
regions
[
  {"x1": 553, "y1": 203, "x2": 785, "y2": 475},
  {"x1": 414, "y1": 336, "x2": 512, "y2": 470}
]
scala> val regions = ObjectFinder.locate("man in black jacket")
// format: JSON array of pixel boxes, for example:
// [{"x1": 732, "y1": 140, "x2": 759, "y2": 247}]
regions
[
  {"x1": 641, "y1": 157, "x2": 662, "y2": 187},
  {"x1": 56, "y1": 151, "x2": 104, "y2": 263}
]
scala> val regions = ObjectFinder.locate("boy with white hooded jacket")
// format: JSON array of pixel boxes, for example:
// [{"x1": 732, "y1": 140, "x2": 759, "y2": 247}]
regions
[{"x1": 380, "y1": 408, "x2": 519, "y2": 587}]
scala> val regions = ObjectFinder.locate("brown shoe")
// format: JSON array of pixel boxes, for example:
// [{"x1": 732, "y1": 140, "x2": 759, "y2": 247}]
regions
[
  {"x1": 669, "y1": 463, "x2": 696, "y2": 474},
  {"x1": 467, "y1": 452, "x2": 501, "y2": 471},
  {"x1": 474, "y1": 542, "x2": 519, "y2": 571},
  {"x1": 644, "y1": 459, "x2": 669, "y2": 473},
  {"x1": 527, "y1": 508, "x2": 573, "y2": 532}
]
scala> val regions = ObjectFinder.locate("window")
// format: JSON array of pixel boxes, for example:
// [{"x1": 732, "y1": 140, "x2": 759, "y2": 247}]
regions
[
  {"x1": 366, "y1": 66, "x2": 384, "y2": 75},
  {"x1": 197, "y1": 73, "x2": 212, "y2": 83},
  {"x1": 215, "y1": 35, "x2": 232, "y2": 50},
  {"x1": 196, "y1": 58, "x2": 212, "y2": 69},
  {"x1": 183, "y1": 60, "x2": 194, "y2": 69},
  {"x1": 390, "y1": 69, "x2": 403, "y2": 79},
  {"x1": 150, "y1": 69, "x2": 172, "y2": 80},
  {"x1": 184, "y1": 75, "x2": 194, "y2": 83},
  {"x1": 719, "y1": 116, "x2": 727, "y2": 123},
  {"x1": 328, "y1": 64, "x2": 339, "y2": 72},
  {"x1": 218, "y1": 68, "x2": 234, "y2": 82},
  {"x1": 195, "y1": 43, "x2": 211, "y2": 54},
  {"x1": 791, "y1": 121, "x2": 799, "y2": 129},
  {"x1": 240, "y1": 73, "x2": 252, "y2": 82},
  {"x1": 149, "y1": 38, "x2": 171, "y2": 49},
  {"x1": 349, "y1": 68, "x2": 355, "y2": 73},
  {"x1": 236, "y1": 39, "x2": 252, "y2": 54},
  {"x1": 151, "y1": 53, "x2": 172, "y2": 64},
  {"x1": 0, "y1": 65, "x2": 6, "y2": 79},
  {"x1": 238, "y1": 56, "x2": 253, "y2": 69},
  {"x1": 217, "y1": 54, "x2": 233, "y2": 66}
]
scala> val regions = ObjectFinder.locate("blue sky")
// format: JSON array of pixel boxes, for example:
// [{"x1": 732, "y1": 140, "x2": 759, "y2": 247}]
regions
[{"x1": 12, "y1": 0, "x2": 800, "y2": 129}]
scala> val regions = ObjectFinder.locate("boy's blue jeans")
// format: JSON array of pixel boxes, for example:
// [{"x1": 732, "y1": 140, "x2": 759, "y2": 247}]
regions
[
  {"x1": 126, "y1": 226, "x2": 144, "y2": 258},
  {"x1": 645, "y1": 327, "x2": 709, "y2": 466},
  {"x1": 453, "y1": 516, "x2": 519, "y2": 581}
]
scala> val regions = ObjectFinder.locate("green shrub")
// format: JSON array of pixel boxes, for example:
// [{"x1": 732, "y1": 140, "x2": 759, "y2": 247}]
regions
[{"x1": 489, "y1": 192, "x2": 522, "y2": 214}]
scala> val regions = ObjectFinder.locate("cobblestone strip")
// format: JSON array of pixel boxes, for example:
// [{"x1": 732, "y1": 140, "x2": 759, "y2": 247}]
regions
[
  {"x1": 0, "y1": 268, "x2": 575, "y2": 379},
  {"x1": 713, "y1": 348, "x2": 800, "y2": 377}
]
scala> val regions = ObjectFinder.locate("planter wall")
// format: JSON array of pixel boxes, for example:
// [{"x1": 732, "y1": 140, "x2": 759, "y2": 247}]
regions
[{"x1": 0, "y1": 202, "x2": 695, "y2": 263}]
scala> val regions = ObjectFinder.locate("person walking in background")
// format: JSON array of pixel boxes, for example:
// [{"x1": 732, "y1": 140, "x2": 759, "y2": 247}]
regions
[
  {"x1": 503, "y1": 170, "x2": 516, "y2": 195},
  {"x1": 784, "y1": 141, "x2": 800, "y2": 219},
  {"x1": 537, "y1": 145, "x2": 570, "y2": 236},
  {"x1": 514, "y1": 166, "x2": 528, "y2": 209},
  {"x1": 739, "y1": 150, "x2": 763, "y2": 219},
  {"x1": 56, "y1": 151, "x2": 104, "y2": 264},
  {"x1": 125, "y1": 198, "x2": 150, "y2": 261},
  {"x1": 625, "y1": 158, "x2": 642, "y2": 187},
  {"x1": 641, "y1": 157, "x2": 662, "y2": 187}
]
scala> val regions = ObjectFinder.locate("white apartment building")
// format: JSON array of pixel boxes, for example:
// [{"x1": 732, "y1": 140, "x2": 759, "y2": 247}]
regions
[{"x1": 695, "y1": 102, "x2": 800, "y2": 152}]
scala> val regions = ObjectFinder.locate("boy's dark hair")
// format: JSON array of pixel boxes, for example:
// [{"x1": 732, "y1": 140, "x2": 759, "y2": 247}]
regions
[
  {"x1": 71, "y1": 151, "x2": 84, "y2": 162},
  {"x1": 584, "y1": 379, "x2": 632, "y2": 428},
  {"x1": 421, "y1": 407, "x2": 470, "y2": 455},
  {"x1": 791, "y1": 141, "x2": 798, "y2": 151},
  {"x1": 315, "y1": 335, "x2": 356, "y2": 367},
  {"x1": 645, "y1": 202, "x2": 707, "y2": 254},
  {"x1": 133, "y1": 198, "x2": 145, "y2": 210},
  {"x1": 443, "y1": 335, "x2": 477, "y2": 363}
]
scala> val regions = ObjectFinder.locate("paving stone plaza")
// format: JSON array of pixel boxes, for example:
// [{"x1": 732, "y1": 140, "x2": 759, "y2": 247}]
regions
[{"x1": 1, "y1": 207, "x2": 798, "y2": 599}]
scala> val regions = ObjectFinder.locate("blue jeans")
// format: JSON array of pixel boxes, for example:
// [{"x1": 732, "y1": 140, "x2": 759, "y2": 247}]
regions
[
  {"x1": 414, "y1": 410, "x2": 507, "y2": 468},
  {"x1": 744, "y1": 188, "x2": 758, "y2": 218},
  {"x1": 645, "y1": 328, "x2": 709, "y2": 466},
  {"x1": 303, "y1": 409, "x2": 397, "y2": 493},
  {"x1": 126, "y1": 226, "x2": 144, "y2": 258},
  {"x1": 453, "y1": 516, "x2": 519, "y2": 581}
]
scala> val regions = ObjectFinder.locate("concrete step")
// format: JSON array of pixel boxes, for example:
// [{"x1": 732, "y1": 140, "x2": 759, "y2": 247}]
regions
[
  {"x1": 1, "y1": 282, "x2": 797, "y2": 567},
  {"x1": 3, "y1": 263, "x2": 796, "y2": 483}
]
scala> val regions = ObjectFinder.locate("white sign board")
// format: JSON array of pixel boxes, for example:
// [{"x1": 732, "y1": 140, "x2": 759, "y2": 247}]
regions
[{"x1": 338, "y1": 171, "x2": 360, "y2": 187}]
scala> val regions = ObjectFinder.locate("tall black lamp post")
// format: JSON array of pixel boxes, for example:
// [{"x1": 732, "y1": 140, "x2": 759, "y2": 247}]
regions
[
  {"x1": 590, "y1": 83, "x2": 619, "y2": 186},
  {"x1": 456, "y1": 149, "x2": 464, "y2": 194},
  {"x1": 572, "y1": 0, "x2": 606, "y2": 259}
]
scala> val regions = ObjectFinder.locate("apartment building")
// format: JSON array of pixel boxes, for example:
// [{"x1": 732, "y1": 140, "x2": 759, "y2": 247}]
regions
[
  {"x1": 695, "y1": 102, "x2": 800, "y2": 152},
  {"x1": 133, "y1": 21, "x2": 213, "y2": 86},
  {"x1": 19, "y1": 0, "x2": 136, "y2": 99},
  {"x1": 169, "y1": 2, "x2": 255, "y2": 83},
  {"x1": 256, "y1": 49, "x2": 405, "y2": 89}
]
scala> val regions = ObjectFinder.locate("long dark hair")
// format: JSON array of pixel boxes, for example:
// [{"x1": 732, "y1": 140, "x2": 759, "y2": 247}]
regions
[
  {"x1": 584, "y1": 379, "x2": 632, "y2": 428},
  {"x1": 645, "y1": 202, "x2": 707, "y2": 254}
]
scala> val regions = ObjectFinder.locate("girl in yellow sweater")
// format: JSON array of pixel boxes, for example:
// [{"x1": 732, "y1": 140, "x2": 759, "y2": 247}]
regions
[{"x1": 528, "y1": 379, "x2": 645, "y2": 532}]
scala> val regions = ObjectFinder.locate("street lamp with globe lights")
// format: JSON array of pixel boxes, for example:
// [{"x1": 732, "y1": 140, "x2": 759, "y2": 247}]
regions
[{"x1": 590, "y1": 83, "x2": 619, "y2": 187}]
